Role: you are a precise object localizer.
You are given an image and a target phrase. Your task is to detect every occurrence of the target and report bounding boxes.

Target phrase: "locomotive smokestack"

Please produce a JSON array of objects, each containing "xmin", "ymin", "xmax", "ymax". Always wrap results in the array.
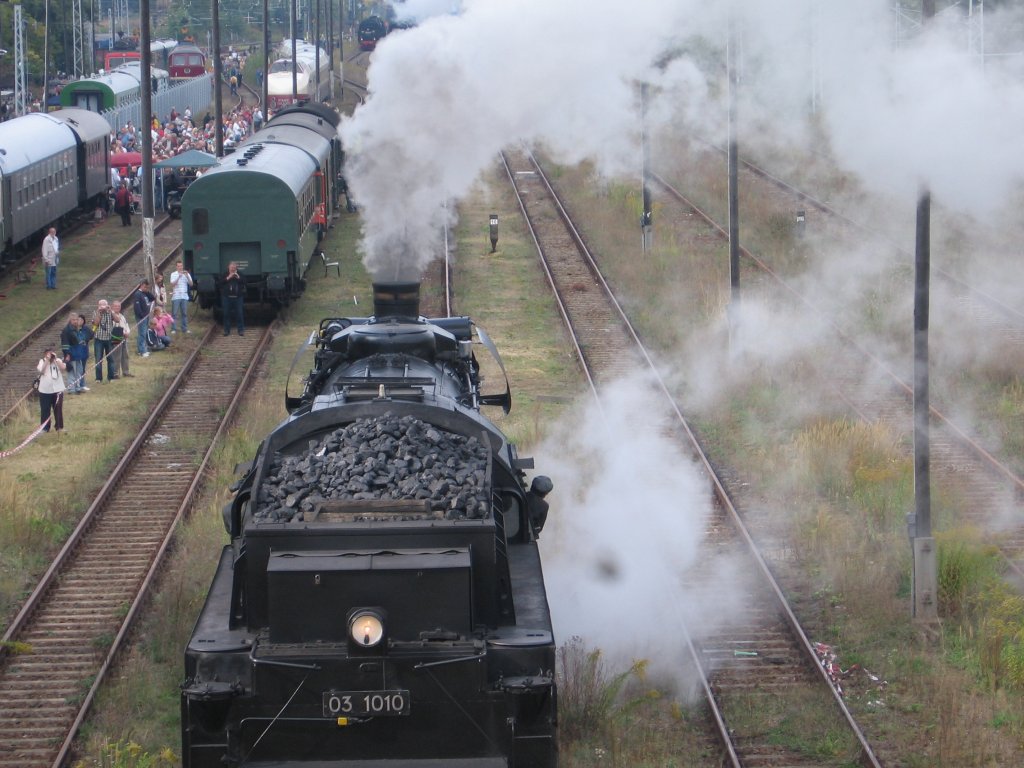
[{"xmin": 372, "ymin": 281, "xmax": 421, "ymax": 319}]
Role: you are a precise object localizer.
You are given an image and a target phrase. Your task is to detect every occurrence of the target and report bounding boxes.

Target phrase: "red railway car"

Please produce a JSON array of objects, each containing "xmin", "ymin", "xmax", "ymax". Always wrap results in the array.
[{"xmin": 168, "ymin": 43, "xmax": 207, "ymax": 82}]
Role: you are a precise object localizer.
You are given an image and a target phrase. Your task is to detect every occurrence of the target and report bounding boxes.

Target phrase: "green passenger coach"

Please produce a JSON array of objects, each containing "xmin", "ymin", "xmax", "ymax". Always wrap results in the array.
[
  {"xmin": 182, "ymin": 143, "xmax": 326, "ymax": 308},
  {"xmin": 59, "ymin": 64, "xmax": 170, "ymax": 112},
  {"xmin": 181, "ymin": 102, "xmax": 341, "ymax": 310}
]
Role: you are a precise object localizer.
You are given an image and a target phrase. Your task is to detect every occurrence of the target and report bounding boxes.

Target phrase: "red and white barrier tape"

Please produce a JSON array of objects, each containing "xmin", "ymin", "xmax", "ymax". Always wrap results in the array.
[{"xmin": 0, "ymin": 418, "xmax": 50, "ymax": 459}]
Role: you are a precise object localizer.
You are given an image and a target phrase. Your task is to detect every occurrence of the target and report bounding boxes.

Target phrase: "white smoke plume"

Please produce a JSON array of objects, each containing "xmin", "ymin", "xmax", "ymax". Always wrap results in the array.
[
  {"xmin": 339, "ymin": 0, "xmax": 701, "ymax": 279},
  {"xmin": 341, "ymin": 0, "xmax": 1024, "ymax": 280},
  {"xmin": 338, "ymin": 0, "xmax": 1024, "ymax": 666},
  {"xmin": 534, "ymin": 374, "xmax": 749, "ymax": 689}
]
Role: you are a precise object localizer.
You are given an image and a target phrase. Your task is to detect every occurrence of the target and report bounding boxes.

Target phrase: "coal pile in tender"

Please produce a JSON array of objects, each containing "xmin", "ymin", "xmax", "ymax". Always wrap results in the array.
[{"xmin": 255, "ymin": 413, "xmax": 491, "ymax": 522}]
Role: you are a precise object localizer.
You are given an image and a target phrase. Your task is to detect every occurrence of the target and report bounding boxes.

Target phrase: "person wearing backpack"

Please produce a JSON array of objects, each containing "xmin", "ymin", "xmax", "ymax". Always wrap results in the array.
[
  {"xmin": 60, "ymin": 312, "xmax": 89, "ymax": 393},
  {"xmin": 72, "ymin": 314, "xmax": 94, "ymax": 391}
]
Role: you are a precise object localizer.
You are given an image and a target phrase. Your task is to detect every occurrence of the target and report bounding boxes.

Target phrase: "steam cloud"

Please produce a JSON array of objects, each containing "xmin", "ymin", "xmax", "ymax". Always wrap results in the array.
[
  {"xmin": 339, "ymin": 0, "xmax": 1024, "ymax": 668},
  {"xmin": 341, "ymin": 0, "xmax": 1024, "ymax": 278},
  {"xmin": 534, "ymin": 374, "xmax": 748, "ymax": 689}
]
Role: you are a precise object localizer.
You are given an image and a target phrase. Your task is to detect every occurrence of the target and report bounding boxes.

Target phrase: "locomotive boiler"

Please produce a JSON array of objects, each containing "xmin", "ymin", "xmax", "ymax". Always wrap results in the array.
[{"xmin": 182, "ymin": 281, "xmax": 558, "ymax": 767}]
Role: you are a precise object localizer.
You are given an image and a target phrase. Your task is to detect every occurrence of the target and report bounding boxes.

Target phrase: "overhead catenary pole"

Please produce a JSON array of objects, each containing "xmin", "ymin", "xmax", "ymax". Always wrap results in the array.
[
  {"xmin": 327, "ymin": 0, "xmax": 333, "ymax": 98},
  {"xmin": 90, "ymin": 0, "xmax": 97, "ymax": 74},
  {"xmin": 640, "ymin": 81, "xmax": 653, "ymax": 253},
  {"xmin": 291, "ymin": 0, "xmax": 298, "ymax": 103},
  {"xmin": 72, "ymin": 0, "xmax": 84, "ymax": 78},
  {"xmin": 910, "ymin": 0, "xmax": 938, "ymax": 623},
  {"xmin": 315, "ymin": 0, "xmax": 321, "ymax": 98},
  {"xmin": 262, "ymin": 0, "xmax": 270, "ymax": 110},
  {"xmin": 212, "ymin": 0, "xmax": 223, "ymax": 157},
  {"xmin": 140, "ymin": 0, "xmax": 155, "ymax": 285},
  {"xmin": 13, "ymin": 4, "xmax": 26, "ymax": 116},
  {"xmin": 42, "ymin": 0, "xmax": 48, "ymax": 112},
  {"xmin": 337, "ymin": 0, "xmax": 344, "ymax": 92},
  {"xmin": 727, "ymin": 20, "xmax": 741, "ymax": 355}
]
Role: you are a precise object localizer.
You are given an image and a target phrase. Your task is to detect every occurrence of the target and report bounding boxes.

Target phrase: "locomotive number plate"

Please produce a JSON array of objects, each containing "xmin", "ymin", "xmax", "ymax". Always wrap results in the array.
[{"xmin": 322, "ymin": 690, "xmax": 410, "ymax": 717}]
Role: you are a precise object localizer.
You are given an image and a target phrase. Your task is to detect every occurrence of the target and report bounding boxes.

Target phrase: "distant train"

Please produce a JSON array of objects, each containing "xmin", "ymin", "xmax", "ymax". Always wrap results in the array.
[
  {"xmin": 266, "ymin": 39, "xmax": 332, "ymax": 110},
  {"xmin": 181, "ymin": 101, "xmax": 345, "ymax": 309},
  {"xmin": 0, "ymin": 108, "xmax": 110, "ymax": 261},
  {"xmin": 182, "ymin": 280, "xmax": 558, "ymax": 768},
  {"xmin": 58, "ymin": 63, "xmax": 170, "ymax": 113},
  {"xmin": 167, "ymin": 43, "xmax": 208, "ymax": 82},
  {"xmin": 102, "ymin": 39, "xmax": 178, "ymax": 71},
  {"xmin": 358, "ymin": 16, "xmax": 388, "ymax": 51}
]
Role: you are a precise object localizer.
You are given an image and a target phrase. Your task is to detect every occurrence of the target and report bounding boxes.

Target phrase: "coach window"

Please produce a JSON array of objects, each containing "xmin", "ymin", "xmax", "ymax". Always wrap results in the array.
[{"xmin": 193, "ymin": 209, "xmax": 209, "ymax": 235}]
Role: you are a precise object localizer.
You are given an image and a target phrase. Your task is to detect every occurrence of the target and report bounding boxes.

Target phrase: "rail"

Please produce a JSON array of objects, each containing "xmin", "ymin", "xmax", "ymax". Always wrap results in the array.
[{"xmin": 502, "ymin": 148, "xmax": 883, "ymax": 767}]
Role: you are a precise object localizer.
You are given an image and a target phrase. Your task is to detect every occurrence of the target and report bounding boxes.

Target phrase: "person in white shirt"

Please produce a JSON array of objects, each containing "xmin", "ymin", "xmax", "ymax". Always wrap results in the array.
[
  {"xmin": 41, "ymin": 227, "xmax": 59, "ymax": 289},
  {"xmin": 36, "ymin": 349, "xmax": 67, "ymax": 433},
  {"xmin": 169, "ymin": 259, "xmax": 193, "ymax": 333}
]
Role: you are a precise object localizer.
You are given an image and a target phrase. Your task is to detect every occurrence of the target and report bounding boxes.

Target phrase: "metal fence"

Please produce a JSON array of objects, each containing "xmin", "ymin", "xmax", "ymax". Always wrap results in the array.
[{"xmin": 100, "ymin": 74, "xmax": 213, "ymax": 133}]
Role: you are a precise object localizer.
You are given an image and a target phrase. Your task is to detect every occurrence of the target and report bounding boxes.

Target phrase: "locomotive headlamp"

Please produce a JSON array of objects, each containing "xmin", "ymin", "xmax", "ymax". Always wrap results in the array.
[{"xmin": 348, "ymin": 609, "xmax": 385, "ymax": 648}]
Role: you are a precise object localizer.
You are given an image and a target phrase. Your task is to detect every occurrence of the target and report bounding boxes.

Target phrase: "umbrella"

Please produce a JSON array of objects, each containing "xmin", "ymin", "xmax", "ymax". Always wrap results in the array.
[{"xmin": 110, "ymin": 151, "xmax": 143, "ymax": 168}]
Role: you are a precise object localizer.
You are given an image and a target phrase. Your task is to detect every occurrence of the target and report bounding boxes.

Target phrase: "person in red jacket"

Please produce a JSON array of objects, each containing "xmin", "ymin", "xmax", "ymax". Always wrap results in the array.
[{"xmin": 115, "ymin": 181, "xmax": 132, "ymax": 226}]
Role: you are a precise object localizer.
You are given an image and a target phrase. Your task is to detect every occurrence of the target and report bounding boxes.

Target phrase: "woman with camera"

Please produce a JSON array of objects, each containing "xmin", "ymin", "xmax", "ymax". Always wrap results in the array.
[{"xmin": 36, "ymin": 349, "xmax": 67, "ymax": 433}]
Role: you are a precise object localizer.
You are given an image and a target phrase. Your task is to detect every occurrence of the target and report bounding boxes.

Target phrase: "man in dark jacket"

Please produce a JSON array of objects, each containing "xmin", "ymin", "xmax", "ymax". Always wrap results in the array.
[
  {"xmin": 131, "ymin": 280, "xmax": 156, "ymax": 357},
  {"xmin": 60, "ymin": 312, "xmax": 85, "ymax": 393},
  {"xmin": 221, "ymin": 261, "xmax": 245, "ymax": 336},
  {"xmin": 72, "ymin": 314, "xmax": 94, "ymax": 391}
]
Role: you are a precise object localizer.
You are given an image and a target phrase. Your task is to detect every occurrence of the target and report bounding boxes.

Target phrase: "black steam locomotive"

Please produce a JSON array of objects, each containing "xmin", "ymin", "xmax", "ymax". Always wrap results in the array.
[{"xmin": 182, "ymin": 282, "xmax": 558, "ymax": 767}]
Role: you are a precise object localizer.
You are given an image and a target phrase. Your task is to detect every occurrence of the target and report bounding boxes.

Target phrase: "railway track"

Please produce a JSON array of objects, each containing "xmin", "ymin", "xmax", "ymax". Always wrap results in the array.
[
  {"xmin": 735, "ymin": 152, "xmax": 1024, "ymax": 335},
  {"xmin": 0, "ymin": 324, "xmax": 273, "ymax": 768},
  {"xmin": 0, "ymin": 220, "xmax": 181, "ymax": 425},
  {"xmin": 649, "ymin": 171, "xmax": 1024, "ymax": 581},
  {"xmin": 501, "ymin": 149, "xmax": 882, "ymax": 766}
]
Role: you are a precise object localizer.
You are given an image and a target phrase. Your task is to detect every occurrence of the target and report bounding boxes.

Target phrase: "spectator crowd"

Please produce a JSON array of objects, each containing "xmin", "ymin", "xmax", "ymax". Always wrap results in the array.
[
  {"xmin": 35, "ymin": 263, "xmax": 195, "ymax": 435},
  {"xmin": 108, "ymin": 102, "xmax": 267, "ymax": 210},
  {"xmin": 109, "ymin": 99, "xmax": 266, "ymax": 166}
]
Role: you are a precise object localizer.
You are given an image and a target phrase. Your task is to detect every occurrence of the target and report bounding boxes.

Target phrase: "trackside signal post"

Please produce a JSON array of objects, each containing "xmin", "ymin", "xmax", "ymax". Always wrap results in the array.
[{"xmin": 141, "ymin": 0, "xmax": 156, "ymax": 286}]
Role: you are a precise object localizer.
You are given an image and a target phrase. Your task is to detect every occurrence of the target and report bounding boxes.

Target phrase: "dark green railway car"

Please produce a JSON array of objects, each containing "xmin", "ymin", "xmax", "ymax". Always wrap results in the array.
[
  {"xmin": 182, "ymin": 141, "xmax": 328, "ymax": 308},
  {"xmin": 58, "ymin": 64, "xmax": 170, "ymax": 112},
  {"xmin": 181, "ymin": 101, "xmax": 340, "ymax": 310}
]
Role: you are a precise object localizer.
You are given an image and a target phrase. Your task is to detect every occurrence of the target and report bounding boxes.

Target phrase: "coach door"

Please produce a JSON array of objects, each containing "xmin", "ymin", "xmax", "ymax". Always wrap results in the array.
[{"xmin": 71, "ymin": 90, "xmax": 102, "ymax": 112}]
